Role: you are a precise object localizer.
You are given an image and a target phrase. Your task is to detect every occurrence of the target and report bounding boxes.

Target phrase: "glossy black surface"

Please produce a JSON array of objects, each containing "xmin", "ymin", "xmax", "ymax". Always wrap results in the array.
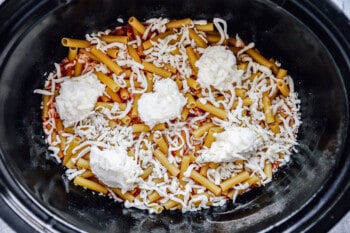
[{"xmin": 0, "ymin": 0, "xmax": 349, "ymax": 232}]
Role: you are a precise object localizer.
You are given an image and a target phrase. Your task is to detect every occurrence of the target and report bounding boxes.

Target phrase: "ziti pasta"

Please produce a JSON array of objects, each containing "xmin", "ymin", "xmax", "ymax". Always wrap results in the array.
[{"xmin": 34, "ymin": 17, "xmax": 301, "ymax": 214}]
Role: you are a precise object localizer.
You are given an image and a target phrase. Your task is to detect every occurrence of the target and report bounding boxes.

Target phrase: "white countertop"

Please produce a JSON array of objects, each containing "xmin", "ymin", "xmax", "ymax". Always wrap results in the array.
[{"xmin": 0, "ymin": 0, "xmax": 349, "ymax": 232}]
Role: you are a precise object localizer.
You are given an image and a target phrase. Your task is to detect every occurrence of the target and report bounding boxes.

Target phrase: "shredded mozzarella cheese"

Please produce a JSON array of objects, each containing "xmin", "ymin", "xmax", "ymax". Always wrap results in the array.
[{"xmin": 35, "ymin": 17, "xmax": 301, "ymax": 214}]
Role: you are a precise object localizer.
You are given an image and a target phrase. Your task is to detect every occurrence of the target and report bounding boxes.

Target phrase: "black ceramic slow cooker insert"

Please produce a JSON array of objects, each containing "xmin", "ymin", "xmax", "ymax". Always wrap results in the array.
[{"xmin": 0, "ymin": 0, "xmax": 349, "ymax": 232}]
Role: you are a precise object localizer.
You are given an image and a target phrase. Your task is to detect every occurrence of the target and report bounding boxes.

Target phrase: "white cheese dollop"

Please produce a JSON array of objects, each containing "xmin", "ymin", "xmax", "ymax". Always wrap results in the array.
[
  {"xmin": 55, "ymin": 73, "xmax": 105, "ymax": 127},
  {"xmin": 138, "ymin": 78, "xmax": 186, "ymax": 128},
  {"xmin": 90, "ymin": 146, "xmax": 143, "ymax": 193},
  {"xmin": 195, "ymin": 46, "xmax": 243, "ymax": 91},
  {"xmin": 198, "ymin": 126, "xmax": 262, "ymax": 163}
]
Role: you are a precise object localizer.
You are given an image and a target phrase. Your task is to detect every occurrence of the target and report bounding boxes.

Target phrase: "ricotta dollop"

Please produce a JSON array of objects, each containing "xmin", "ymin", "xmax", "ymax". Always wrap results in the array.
[
  {"xmin": 55, "ymin": 73, "xmax": 105, "ymax": 127},
  {"xmin": 138, "ymin": 78, "xmax": 186, "ymax": 128},
  {"xmin": 198, "ymin": 126, "xmax": 262, "ymax": 163},
  {"xmin": 89, "ymin": 146, "xmax": 143, "ymax": 193},
  {"xmin": 195, "ymin": 46, "xmax": 242, "ymax": 91}
]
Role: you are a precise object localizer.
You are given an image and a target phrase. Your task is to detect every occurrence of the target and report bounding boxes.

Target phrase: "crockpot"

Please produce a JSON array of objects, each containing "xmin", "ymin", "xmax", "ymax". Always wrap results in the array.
[{"xmin": 0, "ymin": 0, "xmax": 349, "ymax": 232}]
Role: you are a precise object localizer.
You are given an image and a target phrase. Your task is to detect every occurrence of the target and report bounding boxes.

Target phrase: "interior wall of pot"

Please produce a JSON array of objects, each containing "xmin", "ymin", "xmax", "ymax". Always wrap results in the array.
[{"xmin": 0, "ymin": 0, "xmax": 348, "ymax": 232}]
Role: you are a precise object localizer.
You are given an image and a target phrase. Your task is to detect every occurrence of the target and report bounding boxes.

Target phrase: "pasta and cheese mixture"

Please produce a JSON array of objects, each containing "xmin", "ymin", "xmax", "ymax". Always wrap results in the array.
[{"xmin": 35, "ymin": 17, "xmax": 301, "ymax": 213}]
